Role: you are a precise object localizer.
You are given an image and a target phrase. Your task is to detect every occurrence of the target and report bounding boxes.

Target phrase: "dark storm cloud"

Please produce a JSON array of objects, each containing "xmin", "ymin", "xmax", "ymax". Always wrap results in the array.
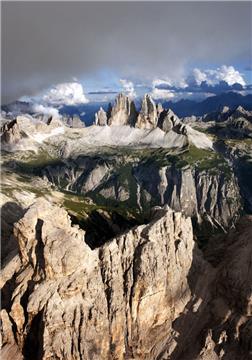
[{"xmin": 2, "ymin": 1, "xmax": 251, "ymax": 103}]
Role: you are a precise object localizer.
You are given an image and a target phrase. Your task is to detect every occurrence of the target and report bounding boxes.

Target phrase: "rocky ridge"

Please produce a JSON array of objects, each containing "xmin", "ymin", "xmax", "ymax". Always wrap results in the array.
[
  {"xmin": 107, "ymin": 93, "xmax": 137, "ymax": 127},
  {"xmin": 135, "ymin": 94, "xmax": 158, "ymax": 129},
  {"xmin": 39, "ymin": 150, "xmax": 240, "ymax": 234},
  {"xmin": 1, "ymin": 119, "xmax": 22, "ymax": 145},
  {"xmin": 95, "ymin": 107, "xmax": 108, "ymax": 126},
  {"xmin": 1, "ymin": 199, "xmax": 252, "ymax": 359}
]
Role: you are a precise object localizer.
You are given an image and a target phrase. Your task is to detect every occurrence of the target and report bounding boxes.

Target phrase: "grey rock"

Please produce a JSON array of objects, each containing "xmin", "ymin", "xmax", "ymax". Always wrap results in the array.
[
  {"xmin": 135, "ymin": 94, "xmax": 158, "ymax": 129},
  {"xmin": 61, "ymin": 114, "xmax": 85, "ymax": 128},
  {"xmin": 0, "ymin": 198, "xmax": 194, "ymax": 359},
  {"xmin": 108, "ymin": 93, "xmax": 137, "ymax": 126},
  {"xmin": 95, "ymin": 107, "xmax": 107, "ymax": 126},
  {"xmin": 1, "ymin": 200, "xmax": 252, "ymax": 359},
  {"xmin": 157, "ymin": 108, "xmax": 180, "ymax": 132},
  {"xmin": 1, "ymin": 120, "xmax": 22, "ymax": 145}
]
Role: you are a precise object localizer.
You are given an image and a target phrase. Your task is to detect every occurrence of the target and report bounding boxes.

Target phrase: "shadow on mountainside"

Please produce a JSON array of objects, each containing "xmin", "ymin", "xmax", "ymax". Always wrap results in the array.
[
  {"xmin": 158, "ymin": 217, "xmax": 252, "ymax": 360},
  {"xmin": 69, "ymin": 209, "xmax": 144, "ymax": 249},
  {"xmin": 1, "ymin": 201, "xmax": 25, "ymax": 265}
]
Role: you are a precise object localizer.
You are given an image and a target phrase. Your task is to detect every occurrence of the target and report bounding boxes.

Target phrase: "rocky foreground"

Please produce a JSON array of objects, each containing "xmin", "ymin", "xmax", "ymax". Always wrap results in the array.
[{"xmin": 1, "ymin": 199, "xmax": 252, "ymax": 360}]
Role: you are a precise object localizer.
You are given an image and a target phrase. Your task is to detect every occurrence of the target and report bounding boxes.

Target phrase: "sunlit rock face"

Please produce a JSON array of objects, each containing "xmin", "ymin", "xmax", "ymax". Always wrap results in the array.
[
  {"xmin": 1, "ymin": 119, "xmax": 22, "ymax": 145},
  {"xmin": 135, "ymin": 94, "xmax": 158, "ymax": 129},
  {"xmin": 1, "ymin": 199, "xmax": 251, "ymax": 359},
  {"xmin": 0, "ymin": 199, "xmax": 195, "ymax": 359},
  {"xmin": 157, "ymin": 108, "xmax": 180, "ymax": 132},
  {"xmin": 95, "ymin": 107, "xmax": 107, "ymax": 126},
  {"xmin": 107, "ymin": 93, "xmax": 137, "ymax": 126}
]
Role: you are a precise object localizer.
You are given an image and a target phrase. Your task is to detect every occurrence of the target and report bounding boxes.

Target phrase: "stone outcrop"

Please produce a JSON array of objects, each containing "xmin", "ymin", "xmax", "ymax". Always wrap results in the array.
[
  {"xmin": 41, "ymin": 156, "xmax": 111, "ymax": 193},
  {"xmin": 133, "ymin": 162, "xmax": 241, "ymax": 232},
  {"xmin": 61, "ymin": 114, "xmax": 85, "ymax": 128},
  {"xmin": 95, "ymin": 107, "xmax": 107, "ymax": 126},
  {"xmin": 1, "ymin": 119, "xmax": 22, "ymax": 145},
  {"xmin": 135, "ymin": 94, "xmax": 158, "ymax": 129},
  {"xmin": 40, "ymin": 153, "xmax": 241, "ymax": 232},
  {"xmin": 1, "ymin": 198, "xmax": 195, "ymax": 359},
  {"xmin": 1, "ymin": 200, "xmax": 252, "ymax": 359},
  {"xmin": 202, "ymin": 105, "xmax": 252, "ymax": 123},
  {"xmin": 228, "ymin": 105, "xmax": 252, "ymax": 122},
  {"xmin": 107, "ymin": 93, "xmax": 137, "ymax": 126},
  {"xmin": 157, "ymin": 108, "xmax": 180, "ymax": 132}
]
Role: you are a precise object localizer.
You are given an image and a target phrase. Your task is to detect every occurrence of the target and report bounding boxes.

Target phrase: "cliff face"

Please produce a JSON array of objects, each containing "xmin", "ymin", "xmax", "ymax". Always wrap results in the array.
[
  {"xmin": 1, "ymin": 200, "xmax": 251, "ymax": 360},
  {"xmin": 135, "ymin": 94, "xmax": 158, "ymax": 129},
  {"xmin": 157, "ymin": 108, "xmax": 180, "ymax": 132},
  {"xmin": 1, "ymin": 199, "xmax": 194, "ymax": 360},
  {"xmin": 40, "ymin": 151, "xmax": 241, "ymax": 232},
  {"xmin": 1, "ymin": 119, "xmax": 22, "ymax": 144},
  {"xmin": 107, "ymin": 93, "xmax": 137, "ymax": 126},
  {"xmin": 134, "ymin": 163, "xmax": 241, "ymax": 230},
  {"xmin": 95, "ymin": 107, "xmax": 107, "ymax": 126}
]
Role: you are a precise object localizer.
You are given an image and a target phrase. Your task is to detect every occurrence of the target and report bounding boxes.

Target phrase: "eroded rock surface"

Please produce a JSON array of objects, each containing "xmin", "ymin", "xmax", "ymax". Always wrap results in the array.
[
  {"xmin": 1, "ymin": 200, "xmax": 252, "ymax": 359},
  {"xmin": 157, "ymin": 108, "xmax": 180, "ymax": 132},
  {"xmin": 42, "ymin": 153, "xmax": 240, "ymax": 233},
  {"xmin": 135, "ymin": 94, "xmax": 158, "ymax": 129},
  {"xmin": 95, "ymin": 107, "xmax": 108, "ymax": 126},
  {"xmin": 1, "ymin": 120, "xmax": 22, "ymax": 145},
  {"xmin": 1, "ymin": 199, "xmax": 252, "ymax": 360},
  {"xmin": 1, "ymin": 199, "xmax": 194, "ymax": 359},
  {"xmin": 108, "ymin": 93, "xmax": 137, "ymax": 126}
]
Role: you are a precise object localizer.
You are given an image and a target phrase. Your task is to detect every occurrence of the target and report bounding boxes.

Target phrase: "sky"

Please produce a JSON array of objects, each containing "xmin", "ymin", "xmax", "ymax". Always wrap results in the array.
[{"xmin": 2, "ymin": 1, "xmax": 252, "ymax": 106}]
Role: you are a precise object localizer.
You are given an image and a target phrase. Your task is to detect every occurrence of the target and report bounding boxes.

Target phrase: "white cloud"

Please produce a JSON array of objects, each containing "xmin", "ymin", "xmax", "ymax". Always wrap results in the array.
[
  {"xmin": 192, "ymin": 65, "xmax": 246, "ymax": 86},
  {"xmin": 43, "ymin": 82, "xmax": 89, "ymax": 105},
  {"xmin": 192, "ymin": 69, "xmax": 208, "ymax": 86},
  {"xmin": 152, "ymin": 79, "xmax": 172, "ymax": 88},
  {"xmin": 150, "ymin": 87, "xmax": 175, "ymax": 100},
  {"xmin": 152, "ymin": 77, "xmax": 188, "ymax": 90},
  {"xmin": 32, "ymin": 104, "xmax": 59, "ymax": 117},
  {"xmin": 119, "ymin": 79, "xmax": 136, "ymax": 98},
  {"xmin": 150, "ymin": 79, "xmax": 175, "ymax": 100}
]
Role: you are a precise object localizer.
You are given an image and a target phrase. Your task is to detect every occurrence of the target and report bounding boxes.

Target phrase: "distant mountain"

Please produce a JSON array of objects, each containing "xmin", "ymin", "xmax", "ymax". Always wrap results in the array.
[
  {"xmin": 59, "ymin": 102, "xmax": 111, "ymax": 126},
  {"xmin": 1, "ymin": 101, "xmax": 110, "ymax": 126},
  {"xmin": 1, "ymin": 100, "xmax": 32, "ymax": 115},
  {"xmin": 163, "ymin": 92, "xmax": 252, "ymax": 117},
  {"xmin": 2, "ymin": 92, "xmax": 252, "ymax": 125}
]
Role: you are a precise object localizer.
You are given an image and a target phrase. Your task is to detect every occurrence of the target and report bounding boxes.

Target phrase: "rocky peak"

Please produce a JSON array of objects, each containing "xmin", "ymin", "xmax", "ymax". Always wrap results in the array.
[
  {"xmin": 135, "ymin": 94, "xmax": 158, "ymax": 129},
  {"xmin": 1, "ymin": 201, "xmax": 252, "ymax": 359},
  {"xmin": 221, "ymin": 105, "xmax": 230, "ymax": 113},
  {"xmin": 33, "ymin": 113, "xmax": 52, "ymax": 123},
  {"xmin": 107, "ymin": 93, "xmax": 137, "ymax": 126},
  {"xmin": 95, "ymin": 107, "xmax": 107, "ymax": 126},
  {"xmin": 14, "ymin": 198, "xmax": 94, "ymax": 278},
  {"xmin": 47, "ymin": 116, "xmax": 64, "ymax": 128},
  {"xmin": 236, "ymin": 105, "xmax": 245, "ymax": 113},
  {"xmin": 1, "ymin": 119, "xmax": 21, "ymax": 144},
  {"xmin": 230, "ymin": 105, "xmax": 252, "ymax": 121},
  {"xmin": 157, "ymin": 108, "xmax": 180, "ymax": 132},
  {"xmin": 1, "ymin": 198, "xmax": 195, "ymax": 359},
  {"xmin": 62, "ymin": 114, "xmax": 85, "ymax": 128}
]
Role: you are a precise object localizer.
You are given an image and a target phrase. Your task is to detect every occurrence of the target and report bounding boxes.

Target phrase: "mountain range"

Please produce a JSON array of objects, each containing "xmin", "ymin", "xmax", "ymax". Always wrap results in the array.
[
  {"xmin": 1, "ymin": 91, "xmax": 252, "ymax": 359},
  {"xmin": 2, "ymin": 92, "xmax": 252, "ymax": 126}
]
